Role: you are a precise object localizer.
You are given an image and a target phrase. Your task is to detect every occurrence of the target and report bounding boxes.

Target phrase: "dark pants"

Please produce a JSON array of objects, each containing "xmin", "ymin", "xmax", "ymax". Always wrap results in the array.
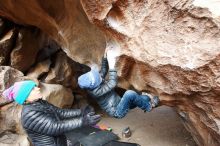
[{"xmin": 114, "ymin": 90, "xmax": 152, "ymax": 118}]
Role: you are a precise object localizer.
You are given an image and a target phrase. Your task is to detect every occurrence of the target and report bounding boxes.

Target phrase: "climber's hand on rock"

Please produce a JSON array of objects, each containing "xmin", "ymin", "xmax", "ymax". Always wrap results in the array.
[
  {"xmin": 107, "ymin": 50, "xmax": 120, "ymax": 69},
  {"xmin": 106, "ymin": 42, "xmax": 121, "ymax": 69},
  {"xmin": 104, "ymin": 48, "xmax": 107, "ymax": 58}
]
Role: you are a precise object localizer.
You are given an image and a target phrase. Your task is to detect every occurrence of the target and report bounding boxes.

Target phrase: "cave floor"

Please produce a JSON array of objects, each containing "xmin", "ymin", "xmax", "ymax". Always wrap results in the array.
[{"xmin": 99, "ymin": 106, "xmax": 197, "ymax": 146}]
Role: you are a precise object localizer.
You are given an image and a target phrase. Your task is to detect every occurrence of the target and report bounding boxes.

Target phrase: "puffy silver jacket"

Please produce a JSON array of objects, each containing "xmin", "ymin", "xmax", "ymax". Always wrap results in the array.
[
  {"xmin": 21, "ymin": 99, "xmax": 83, "ymax": 146},
  {"xmin": 88, "ymin": 58, "xmax": 121, "ymax": 117}
]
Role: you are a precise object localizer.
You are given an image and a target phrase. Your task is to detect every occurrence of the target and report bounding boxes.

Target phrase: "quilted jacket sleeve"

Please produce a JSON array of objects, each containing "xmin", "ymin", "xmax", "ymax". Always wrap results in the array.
[
  {"xmin": 91, "ymin": 69, "xmax": 117, "ymax": 97},
  {"xmin": 21, "ymin": 108, "xmax": 83, "ymax": 136},
  {"xmin": 100, "ymin": 57, "xmax": 109, "ymax": 79},
  {"xmin": 46, "ymin": 102, "xmax": 82, "ymax": 119}
]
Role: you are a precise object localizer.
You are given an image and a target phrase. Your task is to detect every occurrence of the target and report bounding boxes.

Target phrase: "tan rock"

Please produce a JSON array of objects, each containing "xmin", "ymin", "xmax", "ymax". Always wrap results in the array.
[
  {"xmin": 40, "ymin": 82, "xmax": 74, "ymax": 108},
  {"xmin": 0, "ymin": 133, "xmax": 30, "ymax": 146},
  {"xmin": 83, "ymin": 1, "xmax": 220, "ymax": 145},
  {"xmin": 0, "ymin": 66, "xmax": 24, "ymax": 95},
  {"xmin": 10, "ymin": 27, "xmax": 45, "ymax": 72},
  {"xmin": 0, "ymin": 29, "xmax": 17, "ymax": 65},
  {"xmin": 0, "ymin": 0, "xmax": 106, "ymax": 65},
  {"xmin": 44, "ymin": 51, "xmax": 89, "ymax": 90},
  {"xmin": 0, "ymin": 103, "xmax": 24, "ymax": 134},
  {"xmin": 35, "ymin": 40, "xmax": 60, "ymax": 62},
  {"xmin": 0, "ymin": 66, "xmax": 25, "ymax": 135},
  {"xmin": 26, "ymin": 59, "xmax": 51, "ymax": 79}
]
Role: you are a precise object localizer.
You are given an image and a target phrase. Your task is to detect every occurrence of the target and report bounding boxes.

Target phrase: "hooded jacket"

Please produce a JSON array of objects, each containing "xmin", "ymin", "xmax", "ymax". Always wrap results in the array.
[{"xmin": 88, "ymin": 58, "xmax": 121, "ymax": 117}]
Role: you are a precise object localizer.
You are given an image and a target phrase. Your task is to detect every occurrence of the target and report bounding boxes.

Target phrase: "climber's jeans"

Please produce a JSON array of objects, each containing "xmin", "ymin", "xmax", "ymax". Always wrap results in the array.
[{"xmin": 114, "ymin": 90, "xmax": 152, "ymax": 118}]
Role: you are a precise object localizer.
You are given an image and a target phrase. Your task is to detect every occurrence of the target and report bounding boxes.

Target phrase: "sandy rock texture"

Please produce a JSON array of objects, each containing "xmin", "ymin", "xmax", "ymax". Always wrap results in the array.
[
  {"xmin": 0, "ymin": 133, "xmax": 30, "ymax": 146},
  {"xmin": 0, "ymin": 0, "xmax": 219, "ymax": 145}
]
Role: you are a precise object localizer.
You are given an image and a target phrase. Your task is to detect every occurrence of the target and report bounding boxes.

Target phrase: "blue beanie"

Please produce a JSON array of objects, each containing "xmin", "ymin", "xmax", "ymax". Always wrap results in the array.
[
  {"xmin": 3, "ymin": 80, "xmax": 36, "ymax": 105},
  {"xmin": 78, "ymin": 69, "xmax": 102, "ymax": 90}
]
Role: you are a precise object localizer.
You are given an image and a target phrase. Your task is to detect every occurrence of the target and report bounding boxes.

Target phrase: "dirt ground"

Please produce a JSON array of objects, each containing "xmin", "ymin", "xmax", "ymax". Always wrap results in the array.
[{"xmin": 99, "ymin": 106, "xmax": 197, "ymax": 146}]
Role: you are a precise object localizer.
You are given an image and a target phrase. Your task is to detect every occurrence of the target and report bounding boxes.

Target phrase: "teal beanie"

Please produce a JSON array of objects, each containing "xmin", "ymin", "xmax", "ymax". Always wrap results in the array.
[{"xmin": 3, "ymin": 80, "xmax": 36, "ymax": 105}]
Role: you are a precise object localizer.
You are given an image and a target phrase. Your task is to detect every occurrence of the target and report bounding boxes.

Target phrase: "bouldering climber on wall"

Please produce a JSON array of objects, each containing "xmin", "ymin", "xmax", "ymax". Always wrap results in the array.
[
  {"xmin": 78, "ymin": 42, "xmax": 160, "ymax": 118},
  {"xmin": 2, "ymin": 80, "xmax": 101, "ymax": 146}
]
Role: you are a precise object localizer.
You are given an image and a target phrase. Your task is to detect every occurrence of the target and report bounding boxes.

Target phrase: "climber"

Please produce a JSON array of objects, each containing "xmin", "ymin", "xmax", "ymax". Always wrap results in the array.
[
  {"xmin": 78, "ymin": 43, "xmax": 160, "ymax": 118},
  {"xmin": 2, "ymin": 80, "xmax": 101, "ymax": 146}
]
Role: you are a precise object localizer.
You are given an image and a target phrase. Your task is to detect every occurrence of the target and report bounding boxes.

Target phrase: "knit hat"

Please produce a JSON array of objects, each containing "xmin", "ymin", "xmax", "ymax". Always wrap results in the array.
[
  {"xmin": 2, "ymin": 80, "xmax": 36, "ymax": 105},
  {"xmin": 78, "ymin": 69, "xmax": 102, "ymax": 90}
]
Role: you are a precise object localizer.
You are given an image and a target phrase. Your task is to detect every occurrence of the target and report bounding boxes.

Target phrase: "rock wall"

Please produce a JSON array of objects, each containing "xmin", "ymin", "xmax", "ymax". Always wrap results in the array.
[{"xmin": 0, "ymin": 0, "xmax": 220, "ymax": 146}]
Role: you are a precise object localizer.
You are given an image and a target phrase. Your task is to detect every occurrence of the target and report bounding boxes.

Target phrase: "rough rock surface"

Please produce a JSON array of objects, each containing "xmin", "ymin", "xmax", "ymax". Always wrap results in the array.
[
  {"xmin": 0, "ymin": 29, "xmax": 17, "ymax": 65},
  {"xmin": 43, "ymin": 51, "xmax": 90, "ymax": 90},
  {"xmin": 10, "ymin": 27, "xmax": 46, "ymax": 72},
  {"xmin": 0, "ymin": 66, "xmax": 24, "ymax": 95},
  {"xmin": 0, "ymin": 66, "xmax": 26, "ymax": 145},
  {"xmin": 0, "ymin": 0, "xmax": 220, "ymax": 146},
  {"xmin": 40, "ymin": 82, "xmax": 74, "ymax": 108},
  {"xmin": 0, "ymin": 133, "xmax": 30, "ymax": 146},
  {"xmin": 26, "ymin": 59, "xmax": 51, "ymax": 79},
  {"xmin": 0, "ymin": 0, "xmax": 106, "ymax": 64}
]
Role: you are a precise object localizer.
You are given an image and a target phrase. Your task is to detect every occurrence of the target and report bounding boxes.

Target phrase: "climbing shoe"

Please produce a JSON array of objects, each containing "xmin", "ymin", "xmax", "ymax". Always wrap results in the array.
[{"xmin": 151, "ymin": 96, "xmax": 160, "ymax": 108}]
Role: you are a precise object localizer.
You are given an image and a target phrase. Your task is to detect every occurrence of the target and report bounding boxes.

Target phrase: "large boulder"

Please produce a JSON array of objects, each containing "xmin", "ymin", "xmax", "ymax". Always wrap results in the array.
[
  {"xmin": 40, "ymin": 82, "xmax": 74, "ymax": 108},
  {"xmin": 35, "ymin": 40, "xmax": 60, "ymax": 63},
  {"xmin": 0, "ymin": 0, "xmax": 220, "ymax": 145},
  {"xmin": 0, "ymin": 66, "xmax": 25, "ymax": 139},
  {"xmin": 0, "ymin": 103, "xmax": 24, "ymax": 135}
]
